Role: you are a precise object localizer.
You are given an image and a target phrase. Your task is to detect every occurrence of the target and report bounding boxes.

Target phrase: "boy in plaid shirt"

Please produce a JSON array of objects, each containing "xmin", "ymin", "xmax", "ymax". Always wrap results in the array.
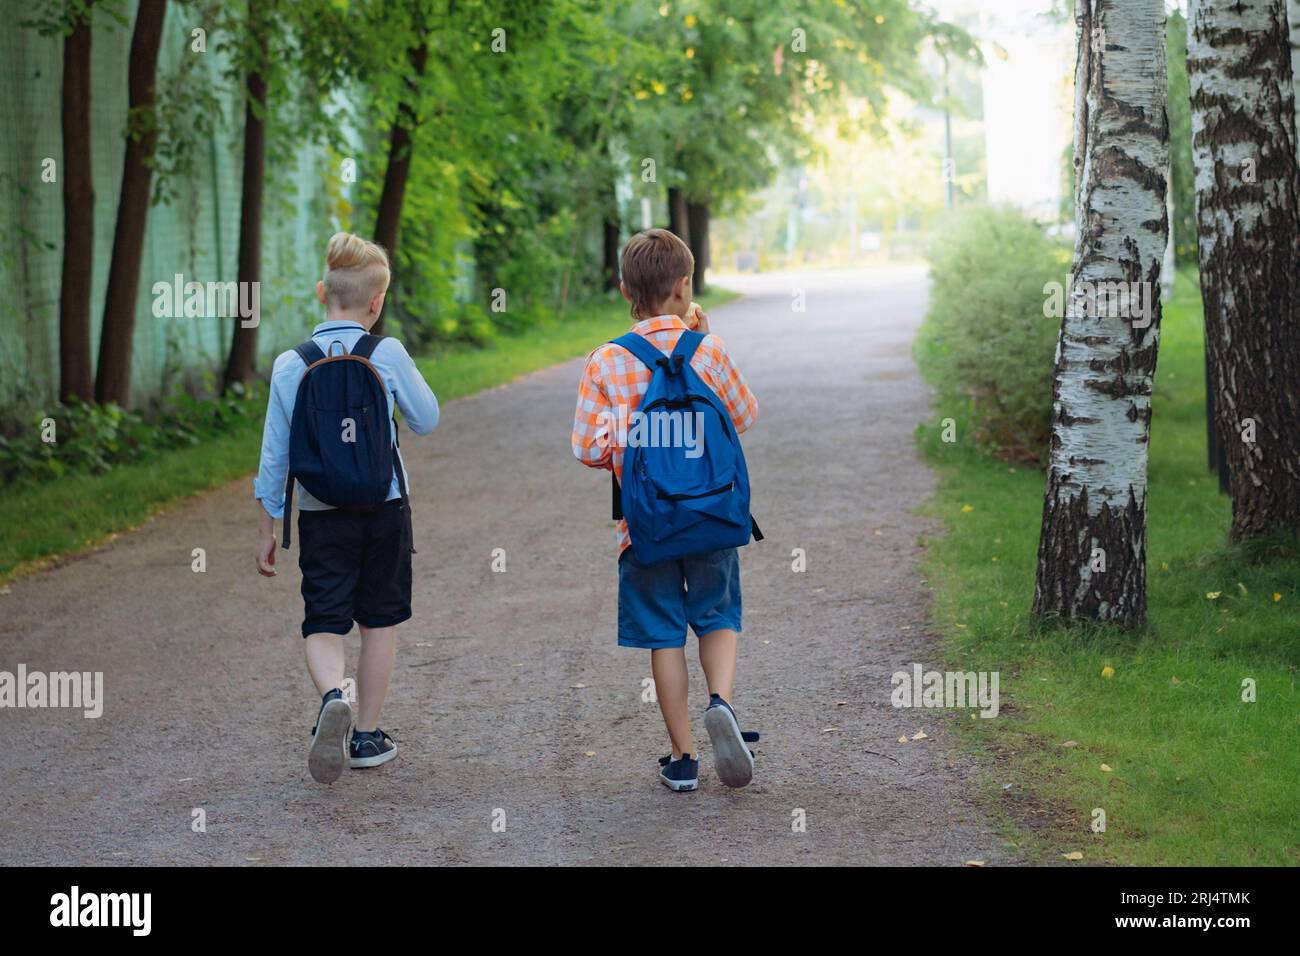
[{"xmin": 571, "ymin": 229, "xmax": 760, "ymax": 792}]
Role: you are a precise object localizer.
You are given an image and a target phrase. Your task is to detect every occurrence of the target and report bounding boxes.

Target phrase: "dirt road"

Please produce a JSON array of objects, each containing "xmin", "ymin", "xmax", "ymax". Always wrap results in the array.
[{"xmin": 0, "ymin": 266, "xmax": 1009, "ymax": 866}]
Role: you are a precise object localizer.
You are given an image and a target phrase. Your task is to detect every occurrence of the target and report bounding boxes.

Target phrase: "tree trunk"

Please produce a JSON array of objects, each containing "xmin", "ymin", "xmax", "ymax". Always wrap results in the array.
[
  {"xmin": 1288, "ymin": 0, "xmax": 1300, "ymax": 146},
  {"xmin": 371, "ymin": 38, "xmax": 429, "ymax": 336},
  {"xmin": 94, "ymin": 0, "xmax": 166, "ymax": 407},
  {"xmin": 1160, "ymin": 164, "xmax": 1175, "ymax": 301},
  {"xmin": 1033, "ymin": 0, "xmax": 1169, "ymax": 627},
  {"xmin": 686, "ymin": 200, "xmax": 709, "ymax": 295},
  {"xmin": 1187, "ymin": 0, "xmax": 1300, "ymax": 540},
  {"xmin": 222, "ymin": 18, "xmax": 269, "ymax": 392},
  {"xmin": 602, "ymin": 215, "xmax": 620, "ymax": 291},
  {"xmin": 667, "ymin": 186, "xmax": 690, "ymax": 247},
  {"xmin": 59, "ymin": 3, "xmax": 95, "ymax": 404}
]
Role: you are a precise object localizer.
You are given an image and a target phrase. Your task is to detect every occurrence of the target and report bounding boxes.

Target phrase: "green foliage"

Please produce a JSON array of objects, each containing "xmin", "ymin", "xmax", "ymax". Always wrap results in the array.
[
  {"xmin": 914, "ymin": 205, "xmax": 1068, "ymax": 464},
  {"xmin": 0, "ymin": 385, "xmax": 266, "ymax": 487}
]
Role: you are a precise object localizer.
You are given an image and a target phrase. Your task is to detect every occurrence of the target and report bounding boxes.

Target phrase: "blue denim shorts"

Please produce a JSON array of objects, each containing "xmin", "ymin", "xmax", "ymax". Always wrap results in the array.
[{"xmin": 617, "ymin": 547, "xmax": 743, "ymax": 650}]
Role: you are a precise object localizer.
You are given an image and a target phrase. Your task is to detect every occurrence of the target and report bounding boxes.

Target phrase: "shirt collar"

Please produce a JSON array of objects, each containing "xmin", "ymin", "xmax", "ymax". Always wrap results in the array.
[
  {"xmin": 313, "ymin": 319, "xmax": 366, "ymax": 335},
  {"xmin": 630, "ymin": 314, "xmax": 688, "ymax": 334}
]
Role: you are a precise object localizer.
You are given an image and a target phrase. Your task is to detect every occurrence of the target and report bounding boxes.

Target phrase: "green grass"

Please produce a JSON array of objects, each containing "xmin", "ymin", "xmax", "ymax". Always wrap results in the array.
[
  {"xmin": 0, "ymin": 288, "xmax": 738, "ymax": 582},
  {"xmin": 917, "ymin": 269, "xmax": 1300, "ymax": 866}
]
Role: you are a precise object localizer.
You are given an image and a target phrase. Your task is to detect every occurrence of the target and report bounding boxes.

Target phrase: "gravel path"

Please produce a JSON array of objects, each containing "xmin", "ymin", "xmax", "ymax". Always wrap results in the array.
[{"xmin": 0, "ymin": 266, "xmax": 1009, "ymax": 866}]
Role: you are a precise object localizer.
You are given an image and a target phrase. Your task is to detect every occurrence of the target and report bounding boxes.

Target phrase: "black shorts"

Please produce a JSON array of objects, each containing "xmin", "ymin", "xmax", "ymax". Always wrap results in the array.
[{"xmin": 297, "ymin": 499, "xmax": 413, "ymax": 637}]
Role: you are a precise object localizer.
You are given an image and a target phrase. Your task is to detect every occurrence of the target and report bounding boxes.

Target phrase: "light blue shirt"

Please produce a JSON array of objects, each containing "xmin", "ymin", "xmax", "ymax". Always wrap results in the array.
[{"xmin": 254, "ymin": 320, "xmax": 439, "ymax": 518}]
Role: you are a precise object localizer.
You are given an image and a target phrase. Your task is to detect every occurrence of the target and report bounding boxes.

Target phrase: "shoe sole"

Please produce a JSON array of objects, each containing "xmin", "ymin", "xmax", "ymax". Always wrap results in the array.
[
  {"xmin": 308, "ymin": 698, "xmax": 352, "ymax": 784},
  {"xmin": 659, "ymin": 772, "xmax": 698, "ymax": 792},
  {"xmin": 350, "ymin": 743, "xmax": 398, "ymax": 769},
  {"xmin": 705, "ymin": 704, "xmax": 753, "ymax": 789}
]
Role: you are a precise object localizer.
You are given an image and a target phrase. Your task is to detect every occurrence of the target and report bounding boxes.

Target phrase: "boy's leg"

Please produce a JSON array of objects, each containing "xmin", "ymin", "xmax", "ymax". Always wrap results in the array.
[
  {"xmin": 355, "ymin": 625, "xmax": 396, "ymax": 732},
  {"xmin": 698, "ymin": 628, "xmax": 738, "ymax": 701},
  {"xmin": 304, "ymin": 633, "xmax": 346, "ymax": 694},
  {"xmin": 651, "ymin": 647, "xmax": 695, "ymax": 759}
]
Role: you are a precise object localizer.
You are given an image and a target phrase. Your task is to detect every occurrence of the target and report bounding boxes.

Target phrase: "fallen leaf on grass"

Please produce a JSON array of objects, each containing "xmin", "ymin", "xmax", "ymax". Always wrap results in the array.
[
  {"xmin": 911, "ymin": 729, "xmax": 929, "ymax": 741},
  {"xmin": 583, "ymin": 751, "xmax": 596, "ymax": 758},
  {"xmin": 965, "ymin": 860, "xmax": 986, "ymax": 867},
  {"xmin": 1062, "ymin": 740, "xmax": 1079, "ymax": 748},
  {"xmin": 1062, "ymin": 851, "xmax": 1083, "ymax": 861},
  {"xmin": 1100, "ymin": 764, "xmax": 1113, "ymax": 773},
  {"xmin": 1101, "ymin": 666, "xmax": 1115, "ymax": 678},
  {"xmin": 897, "ymin": 736, "xmax": 909, "ymax": 744}
]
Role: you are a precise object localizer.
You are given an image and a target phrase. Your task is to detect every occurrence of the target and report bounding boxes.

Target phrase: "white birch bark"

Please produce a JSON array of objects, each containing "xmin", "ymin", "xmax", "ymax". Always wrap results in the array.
[
  {"xmin": 1187, "ymin": 0, "xmax": 1300, "ymax": 539},
  {"xmin": 1033, "ymin": 0, "xmax": 1169, "ymax": 625}
]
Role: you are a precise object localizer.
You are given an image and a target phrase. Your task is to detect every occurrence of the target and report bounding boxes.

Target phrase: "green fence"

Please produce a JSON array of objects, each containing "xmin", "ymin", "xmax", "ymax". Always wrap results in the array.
[{"xmin": 0, "ymin": 1, "xmax": 342, "ymax": 417}]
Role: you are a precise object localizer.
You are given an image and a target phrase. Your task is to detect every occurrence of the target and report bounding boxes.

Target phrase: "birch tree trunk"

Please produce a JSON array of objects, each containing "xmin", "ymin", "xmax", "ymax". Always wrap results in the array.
[
  {"xmin": 1187, "ymin": 0, "xmax": 1300, "ymax": 540},
  {"xmin": 1033, "ymin": 0, "xmax": 1169, "ymax": 626},
  {"xmin": 1288, "ymin": 0, "xmax": 1300, "ymax": 145}
]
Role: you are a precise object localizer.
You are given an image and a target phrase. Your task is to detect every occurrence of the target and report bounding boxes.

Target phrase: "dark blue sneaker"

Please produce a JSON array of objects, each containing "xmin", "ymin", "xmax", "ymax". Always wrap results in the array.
[
  {"xmin": 309, "ymin": 688, "xmax": 352, "ymax": 784},
  {"xmin": 658, "ymin": 753, "xmax": 699, "ymax": 792},
  {"xmin": 350, "ymin": 728, "xmax": 398, "ymax": 769},
  {"xmin": 704, "ymin": 694, "xmax": 759, "ymax": 789}
]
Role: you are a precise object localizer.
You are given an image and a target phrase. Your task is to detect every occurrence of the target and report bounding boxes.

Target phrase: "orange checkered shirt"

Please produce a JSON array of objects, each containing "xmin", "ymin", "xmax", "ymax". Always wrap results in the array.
[{"xmin": 571, "ymin": 314, "xmax": 758, "ymax": 554}]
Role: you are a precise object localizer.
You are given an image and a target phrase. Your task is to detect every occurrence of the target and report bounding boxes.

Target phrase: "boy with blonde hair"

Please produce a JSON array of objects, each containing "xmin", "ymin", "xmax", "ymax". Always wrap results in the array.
[
  {"xmin": 572, "ymin": 228, "xmax": 762, "ymax": 792},
  {"xmin": 254, "ymin": 232, "xmax": 439, "ymax": 784}
]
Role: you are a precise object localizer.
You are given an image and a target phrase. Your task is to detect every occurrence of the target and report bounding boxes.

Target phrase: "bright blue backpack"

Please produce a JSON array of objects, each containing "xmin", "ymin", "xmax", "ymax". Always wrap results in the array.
[
  {"xmin": 611, "ymin": 330, "xmax": 762, "ymax": 564},
  {"xmin": 280, "ymin": 332, "xmax": 406, "ymax": 548}
]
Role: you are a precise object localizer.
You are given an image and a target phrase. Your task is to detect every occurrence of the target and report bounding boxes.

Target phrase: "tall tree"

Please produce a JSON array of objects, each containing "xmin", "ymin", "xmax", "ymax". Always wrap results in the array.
[
  {"xmin": 59, "ymin": 0, "xmax": 96, "ymax": 403},
  {"xmin": 221, "ymin": 1, "xmax": 269, "ymax": 391},
  {"xmin": 1187, "ymin": 0, "xmax": 1300, "ymax": 540},
  {"xmin": 1033, "ymin": 0, "xmax": 1169, "ymax": 626},
  {"xmin": 1289, "ymin": 0, "xmax": 1300, "ymax": 143},
  {"xmin": 95, "ymin": 0, "xmax": 167, "ymax": 407},
  {"xmin": 371, "ymin": 22, "xmax": 430, "ymax": 337}
]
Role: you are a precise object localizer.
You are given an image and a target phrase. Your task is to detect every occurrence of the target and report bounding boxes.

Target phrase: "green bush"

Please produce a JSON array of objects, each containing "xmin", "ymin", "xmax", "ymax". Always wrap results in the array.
[
  {"xmin": 915, "ymin": 205, "xmax": 1069, "ymax": 464},
  {"xmin": 0, "ymin": 384, "xmax": 266, "ymax": 487}
]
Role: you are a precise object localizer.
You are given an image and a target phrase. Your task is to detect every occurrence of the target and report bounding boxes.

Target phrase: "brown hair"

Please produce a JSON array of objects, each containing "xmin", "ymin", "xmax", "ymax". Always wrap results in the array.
[
  {"xmin": 620, "ymin": 228, "xmax": 694, "ymax": 321},
  {"xmin": 322, "ymin": 232, "xmax": 391, "ymax": 310}
]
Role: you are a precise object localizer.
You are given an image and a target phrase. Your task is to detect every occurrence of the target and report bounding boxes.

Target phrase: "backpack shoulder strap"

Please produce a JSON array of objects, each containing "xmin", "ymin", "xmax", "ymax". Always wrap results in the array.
[
  {"xmin": 611, "ymin": 332, "xmax": 668, "ymax": 373},
  {"xmin": 350, "ymin": 333, "xmax": 385, "ymax": 361},
  {"xmin": 671, "ymin": 329, "xmax": 705, "ymax": 363},
  {"xmin": 293, "ymin": 340, "xmax": 326, "ymax": 368}
]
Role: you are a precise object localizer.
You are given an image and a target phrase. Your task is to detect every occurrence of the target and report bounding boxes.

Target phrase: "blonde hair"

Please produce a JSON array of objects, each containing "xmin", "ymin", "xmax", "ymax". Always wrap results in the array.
[
  {"xmin": 620, "ymin": 228, "xmax": 694, "ymax": 320},
  {"xmin": 322, "ymin": 232, "xmax": 391, "ymax": 311}
]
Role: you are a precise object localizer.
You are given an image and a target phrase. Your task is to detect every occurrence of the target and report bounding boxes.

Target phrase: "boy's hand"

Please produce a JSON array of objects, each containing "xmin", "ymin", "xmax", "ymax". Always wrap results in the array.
[
  {"xmin": 255, "ymin": 503, "xmax": 277, "ymax": 576},
  {"xmin": 256, "ymin": 530, "xmax": 277, "ymax": 576},
  {"xmin": 688, "ymin": 302, "xmax": 710, "ymax": 335}
]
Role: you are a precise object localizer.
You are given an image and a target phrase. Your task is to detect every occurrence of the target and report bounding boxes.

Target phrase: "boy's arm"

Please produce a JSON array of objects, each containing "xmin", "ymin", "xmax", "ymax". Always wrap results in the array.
[
  {"xmin": 572, "ymin": 351, "xmax": 614, "ymax": 469},
  {"xmin": 252, "ymin": 353, "xmax": 296, "ymax": 574},
  {"xmin": 700, "ymin": 334, "xmax": 758, "ymax": 434},
  {"xmin": 382, "ymin": 338, "xmax": 440, "ymax": 435}
]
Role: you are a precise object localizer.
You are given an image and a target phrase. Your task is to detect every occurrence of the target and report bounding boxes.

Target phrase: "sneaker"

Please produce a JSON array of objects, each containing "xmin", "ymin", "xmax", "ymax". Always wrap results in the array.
[
  {"xmin": 703, "ymin": 694, "xmax": 759, "ymax": 789},
  {"xmin": 308, "ymin": 689, "xmax": 352, "ymax": 784},
  {"xmin": 658, "ymin": 753, "xmax": 699, "ymax": 792},
  {"xmin": 350, "ymin": 728, "xmax": 398, "ymax": 769}
]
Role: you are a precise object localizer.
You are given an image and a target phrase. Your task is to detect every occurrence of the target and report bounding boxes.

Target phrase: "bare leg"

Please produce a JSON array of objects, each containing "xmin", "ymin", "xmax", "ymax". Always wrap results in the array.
[
  {"xmin": 304, "ymin": 633, "xmax": 345, "ymax": 696},
  {"xmin": 356, "ymin": 625, "xmax": 396, "ymax": 732},
  {"xmin": 698, "ymin": 628, "xmax": 738, "ymax": 702},
  {"xmin": 651, "ymin": 647, "xmax": 695, "ymax": 758}
]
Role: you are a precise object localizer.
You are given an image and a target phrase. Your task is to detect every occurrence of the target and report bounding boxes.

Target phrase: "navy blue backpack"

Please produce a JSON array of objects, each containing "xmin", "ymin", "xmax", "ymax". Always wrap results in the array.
[
  {"xmin": 611, "ymin": 330, "xmax": 761, "ymax": 564},
  {"xmin": 280, "ymin": 332, "xmax": 406, "ymax": 548}
]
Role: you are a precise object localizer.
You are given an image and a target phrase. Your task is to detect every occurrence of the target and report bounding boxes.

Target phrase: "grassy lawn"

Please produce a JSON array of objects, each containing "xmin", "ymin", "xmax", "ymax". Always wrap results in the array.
[
  {"xmin": 917, "ymin": 269, "xmax": 1300, "ymax": 866},
  {"xmin": 0, "ymin": 288, "xmax": 737, "ymax": 582}
]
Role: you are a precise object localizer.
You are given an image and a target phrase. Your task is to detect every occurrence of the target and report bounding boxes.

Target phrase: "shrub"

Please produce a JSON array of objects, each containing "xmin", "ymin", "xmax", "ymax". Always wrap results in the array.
[
  {"xmin": 0, "ymin": 384, "xmax": 266, "ymax": 487},
  {"xmin": 914, "ymin": 205, "xmax": 1069, "ymax": 464}
]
